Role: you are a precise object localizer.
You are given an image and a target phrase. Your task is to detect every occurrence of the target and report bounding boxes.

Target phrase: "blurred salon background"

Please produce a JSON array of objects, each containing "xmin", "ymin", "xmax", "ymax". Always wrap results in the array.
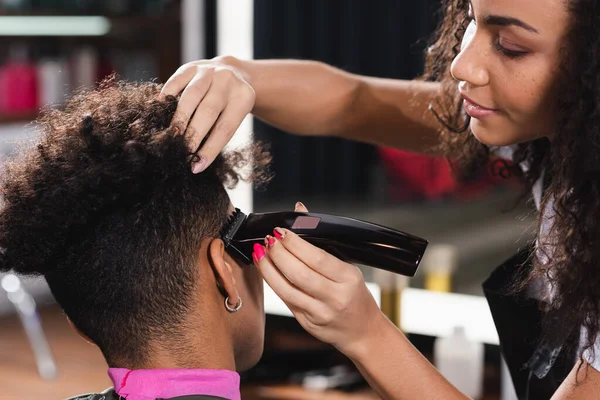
[{"xmin": 0, "ymin": 1, "xmax": 533, "ymax": 399}]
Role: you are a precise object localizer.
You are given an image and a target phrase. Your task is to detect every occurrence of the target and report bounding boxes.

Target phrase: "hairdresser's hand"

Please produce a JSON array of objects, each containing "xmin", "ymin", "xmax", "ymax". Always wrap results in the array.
[
  {"xmin": 255, "ymin": 202, "xmax": 386, "ymax": 358},
  {"xmin": 162, "ymin": 56, "xmax": 255, "ymax": 173}
]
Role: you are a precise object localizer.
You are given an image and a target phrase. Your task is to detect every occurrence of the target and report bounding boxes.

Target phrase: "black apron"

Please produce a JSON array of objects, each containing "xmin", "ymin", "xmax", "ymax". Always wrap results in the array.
[
  {"xmin": 482, "ymin": 246, "xmax": 578, "ymax": 400},
  {"xmin": 65, "ymin": 387, "xmax": 229, "ymax": 400}
]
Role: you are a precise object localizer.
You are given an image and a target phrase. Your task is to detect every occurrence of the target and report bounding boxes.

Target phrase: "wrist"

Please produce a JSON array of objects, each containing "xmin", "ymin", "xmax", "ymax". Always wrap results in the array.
[
  {"xmin": 338, "ymin": 310, "xmax": 398, "ymax": 362},
  {"xmin": 214, "ymin": 55, "xmax": 261, "ymax": 115},
  {"xmin": 215, "ymin": 55, "xmax": 253, "ymax": 85}
]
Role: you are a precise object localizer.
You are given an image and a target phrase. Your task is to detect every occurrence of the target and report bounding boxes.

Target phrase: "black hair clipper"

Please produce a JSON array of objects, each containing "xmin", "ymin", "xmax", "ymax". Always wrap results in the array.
[{"xmin": 220, "ymin": 208, "xmax": 428, "ymax": 277}]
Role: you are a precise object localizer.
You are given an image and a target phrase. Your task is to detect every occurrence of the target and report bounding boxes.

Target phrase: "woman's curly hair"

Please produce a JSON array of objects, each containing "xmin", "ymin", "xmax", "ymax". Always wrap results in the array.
[
  {"xmin": 0, "ymin": 77, "xmax": 271, "ymax": 367},
  {"xmin": 423, "ymin": 0, "xmax": 600, "ymax": 366}
]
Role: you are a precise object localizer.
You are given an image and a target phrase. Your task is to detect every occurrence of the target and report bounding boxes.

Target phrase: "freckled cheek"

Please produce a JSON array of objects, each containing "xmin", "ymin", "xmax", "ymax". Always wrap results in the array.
[
  {"xmin": 497, "ymin": 76, "xmax": 546, "ymax": 120},
  {"xmin": 502, "ymin": 80, "xmax": 556, "ymax": 140}
]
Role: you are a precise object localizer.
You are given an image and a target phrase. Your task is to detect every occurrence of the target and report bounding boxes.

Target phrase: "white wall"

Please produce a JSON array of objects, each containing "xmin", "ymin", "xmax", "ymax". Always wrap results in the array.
[{"xmin": 217, "ymin": 0, "xmax": 254, "ymax": 214}]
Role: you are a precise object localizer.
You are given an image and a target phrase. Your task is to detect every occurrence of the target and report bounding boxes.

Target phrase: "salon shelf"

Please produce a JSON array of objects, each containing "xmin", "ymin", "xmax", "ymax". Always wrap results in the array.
[
  {"xmin": 0, "ymin": 112, "xmax": 37, "ymax": 125},
  {"xmin": 0, "ymin": 13, "xmax": 178, "ymax": 40},
  {"xmin": 0, "ymin": 4, "xmax": 179, "ymax": 18},
  {"xmin": 0, "ymin": 4, "xmax": 183, "ymax": 130},
  {"xmin": 0, "ymin": 12, "xmax": 178, "ymax": 21},
  {"xmin": 0, "ymin": 10, "xmax": 162, "ymax": 17}
]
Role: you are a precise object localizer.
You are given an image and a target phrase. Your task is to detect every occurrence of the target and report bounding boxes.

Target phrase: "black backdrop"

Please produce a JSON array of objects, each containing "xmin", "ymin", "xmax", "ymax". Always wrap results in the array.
[
  {"xmin": 205, "ymin": 1, "xmax": 441, "ymax": 202},
  {"xmin": 253, "ymin": 0, "xmax": 440, "ymax": 202}
]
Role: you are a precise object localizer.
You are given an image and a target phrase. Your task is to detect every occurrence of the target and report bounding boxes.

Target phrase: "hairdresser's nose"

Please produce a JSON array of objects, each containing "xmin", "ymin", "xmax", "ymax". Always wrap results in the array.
[{"xmin": 451, "ymin": 21, "xmax": 490, "ymax": 88}]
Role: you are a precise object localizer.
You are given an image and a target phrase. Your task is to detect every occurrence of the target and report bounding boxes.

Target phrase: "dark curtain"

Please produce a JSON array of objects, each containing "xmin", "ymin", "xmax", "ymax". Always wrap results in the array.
[
  {"xmin": 253, "ymin": 0, "xmax": 440, "ymax": 203},
  {"xmin": 204, "ymin": 0, "xmax": 217, "ymax": 59}
]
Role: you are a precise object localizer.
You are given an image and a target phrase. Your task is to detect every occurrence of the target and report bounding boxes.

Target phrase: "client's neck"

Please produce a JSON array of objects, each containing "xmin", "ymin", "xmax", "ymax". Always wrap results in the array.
[{"xmin": 137, "ymin": 318, "xmax": 236, "ymax": 371}]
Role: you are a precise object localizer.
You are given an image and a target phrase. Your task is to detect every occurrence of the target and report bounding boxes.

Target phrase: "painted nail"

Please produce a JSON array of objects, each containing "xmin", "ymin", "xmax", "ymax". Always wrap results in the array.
[
  {"xmin": 192, "ymin": 157, "xmax": 208, "ymax": 174},
  {"xmin": 273, "ymin": 228, "xmax": 285, "ymax": 240},
  {"xmin": 253, "ymin": 243, "xmax": 265, "ymax": 260},
  {"xmin": 253, "ymin": 252, "xmax": 259, "ymax": 264},
  {"xmin": 267, "ymin": 236, "xmax": 276, "ymax": 247}
]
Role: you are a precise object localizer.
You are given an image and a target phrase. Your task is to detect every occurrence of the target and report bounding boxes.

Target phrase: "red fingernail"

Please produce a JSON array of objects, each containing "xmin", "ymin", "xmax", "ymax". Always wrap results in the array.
[
  {"xmin": 273, "ymin": 229, "xmax": 283, "ymax": 240},
  {"xmin": 267, "ymin": 236, "xmax": 275, "ymax": 247},
  {"xmin": 253, "ymin": 243, "xmax": 265, "ymax": 260}
]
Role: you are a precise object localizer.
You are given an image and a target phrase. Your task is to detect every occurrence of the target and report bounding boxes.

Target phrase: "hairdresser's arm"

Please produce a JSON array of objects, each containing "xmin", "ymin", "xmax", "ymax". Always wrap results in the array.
[
  {"xmin": 257, "ymin": 224, "xmax": 600, "ymax": 400},
  {"xmin": 162, "ymin": 56, "xmax": 442, "ymax": 172},
  {"xmin": 255, "ymin": 207, "xmax": 467, "ymax": 400},
  {"xmin": 345, "ymin": 313, "xmax": 469, "ymax": 399},
  {"xmin": 259, "ymin": 208, "xmax": 600, "ymax": 400},
  {"xmin": 236, "ymin": 57, "xmax": 442, "ymax": 152}
]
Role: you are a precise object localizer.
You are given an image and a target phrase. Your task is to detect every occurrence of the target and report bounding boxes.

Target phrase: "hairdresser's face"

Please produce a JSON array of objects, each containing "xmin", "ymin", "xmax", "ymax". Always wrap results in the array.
[{"xmin": 450, "ymin": 0, "xmax": 570, "ymax": 146}]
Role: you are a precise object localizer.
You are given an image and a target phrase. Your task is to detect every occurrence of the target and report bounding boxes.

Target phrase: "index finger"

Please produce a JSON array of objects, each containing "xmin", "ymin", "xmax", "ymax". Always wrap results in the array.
[
  {"xmin": 161, "ymin": 66, "xmax": 195, "ymax": 98},
  {"xmin": 274, "ymin": 228, "xmax": 349, "ymax": 282}
]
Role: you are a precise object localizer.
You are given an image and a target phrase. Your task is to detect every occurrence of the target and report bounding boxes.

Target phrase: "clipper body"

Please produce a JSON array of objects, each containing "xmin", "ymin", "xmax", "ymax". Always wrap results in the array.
[{"xmin": 221, "ymin": 209, "xmax": 428, "ymax": 277}]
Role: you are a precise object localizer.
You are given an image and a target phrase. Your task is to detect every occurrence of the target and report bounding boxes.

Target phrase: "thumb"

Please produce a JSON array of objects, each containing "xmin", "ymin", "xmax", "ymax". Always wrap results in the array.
[{"xmin": 294, "ymin": 201, "xmax": 309, "ymax": 212}]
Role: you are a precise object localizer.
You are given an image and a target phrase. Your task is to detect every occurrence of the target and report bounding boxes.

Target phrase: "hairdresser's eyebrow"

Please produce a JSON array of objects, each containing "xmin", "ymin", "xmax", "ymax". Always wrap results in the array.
[{"xmin": 482, "ymin": 15, "xmax": 539, "ymax": 34}]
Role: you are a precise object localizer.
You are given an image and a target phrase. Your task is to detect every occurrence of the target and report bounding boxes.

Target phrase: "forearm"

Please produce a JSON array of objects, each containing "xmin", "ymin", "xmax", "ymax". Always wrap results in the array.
[
  {"xmin": 229, "ymin": 57, "xmax": 443, "ymax": 154},
  {"xmin": 238, "ymin": 58, "xmax": 359, "ymax": 135},
  {"xmin": 345, "ymin": 77, "xmax": 443, "ymax": 154},
  {"xmin": 344, "ymin": 314, "xmax": 469, "ymax": 400}
]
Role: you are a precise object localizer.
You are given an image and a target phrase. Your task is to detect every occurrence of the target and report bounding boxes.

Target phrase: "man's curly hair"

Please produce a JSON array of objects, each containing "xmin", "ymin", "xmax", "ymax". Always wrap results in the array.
[
  {"xmin": 0, "ymin": 78, "xmax": 271, "ymax": 368},
  {"xmin": 423, "ymin": 0, "xmax": 600, "ymax": 368}
]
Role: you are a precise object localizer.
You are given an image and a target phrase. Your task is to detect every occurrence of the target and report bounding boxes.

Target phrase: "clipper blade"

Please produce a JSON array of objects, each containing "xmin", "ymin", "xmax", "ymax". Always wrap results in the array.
[{"xmin": 220, "ymin": 208, "xmax": 247, "ymax": 247}]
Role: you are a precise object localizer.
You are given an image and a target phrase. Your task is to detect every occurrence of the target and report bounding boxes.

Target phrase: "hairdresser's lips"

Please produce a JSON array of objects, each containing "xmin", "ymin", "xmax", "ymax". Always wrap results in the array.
[{"xmin": 461, "ymin": 94, "xmax": 500, "ymax": 119}]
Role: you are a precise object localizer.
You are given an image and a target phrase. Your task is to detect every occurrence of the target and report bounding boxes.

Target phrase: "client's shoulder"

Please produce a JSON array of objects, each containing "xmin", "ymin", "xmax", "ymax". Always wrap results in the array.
[
  {"xmin": 64, "ymin": 389, "xmax": 230, "ymax": 400},
  {"xmin": 63, "ymin": 387, "xmax": 117, "ymax": 400}
]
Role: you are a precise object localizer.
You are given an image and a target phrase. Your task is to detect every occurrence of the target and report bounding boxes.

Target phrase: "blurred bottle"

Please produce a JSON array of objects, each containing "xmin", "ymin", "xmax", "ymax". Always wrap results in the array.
[
  {"xmin": 377, "ymin": 272, "xmax": 408, "ymax": 328},
  {"xmin": 422, "ymin": 244, "xmax": 459, "ymax": 293},
  {"xmin": 38, "ymin": 56, "xmax": 70, "ymax": 108},
  {"xmin": 0, "ymin": 43, "xmax": 39, "ymax": 115},
  {"xmin": 71, "ymin": 46, "xmax": 98, "ymax": 90},
  {"xmin": 434, "ymin": 325, "xmax": 484, "ymax": 399}
]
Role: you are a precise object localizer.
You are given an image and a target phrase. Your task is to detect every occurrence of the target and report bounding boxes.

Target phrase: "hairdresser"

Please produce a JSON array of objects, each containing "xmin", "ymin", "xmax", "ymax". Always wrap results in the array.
[{"xmin": 161, "ymin": 0, "xmax": 600, "ymax": 398}]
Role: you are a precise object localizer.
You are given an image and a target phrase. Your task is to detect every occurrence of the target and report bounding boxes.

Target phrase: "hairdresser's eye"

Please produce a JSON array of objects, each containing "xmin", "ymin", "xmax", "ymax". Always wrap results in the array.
[{"xmin": 494, "ymin": 38, "xmax": 529, "ymax": 59}]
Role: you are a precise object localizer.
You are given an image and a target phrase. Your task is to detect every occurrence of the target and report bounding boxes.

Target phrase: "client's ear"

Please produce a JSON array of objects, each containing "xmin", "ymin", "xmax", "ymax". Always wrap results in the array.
[
  {"xmin": 208, "ymin": 238, "xmax": 239, "ymax": 303},
  {"xmin": 67, "ymin": 317, "xmax": 95, "ymax": 346}
]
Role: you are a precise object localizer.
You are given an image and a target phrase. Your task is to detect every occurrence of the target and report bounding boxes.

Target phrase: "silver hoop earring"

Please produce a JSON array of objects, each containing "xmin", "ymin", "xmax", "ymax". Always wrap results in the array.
[{"xmin": 225, "ymin": 296, "xmax": 242, "ymax": 313}]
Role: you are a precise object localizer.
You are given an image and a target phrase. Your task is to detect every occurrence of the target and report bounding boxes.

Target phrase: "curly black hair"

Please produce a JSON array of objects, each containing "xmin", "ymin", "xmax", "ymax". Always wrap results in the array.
[
  {"xmin": 0, "ymin": 77, "xmax": 271, "ymax": 368},
  {"xmin": 423, "ymin": 0, "xmax": 600, "ymax": 367}
]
